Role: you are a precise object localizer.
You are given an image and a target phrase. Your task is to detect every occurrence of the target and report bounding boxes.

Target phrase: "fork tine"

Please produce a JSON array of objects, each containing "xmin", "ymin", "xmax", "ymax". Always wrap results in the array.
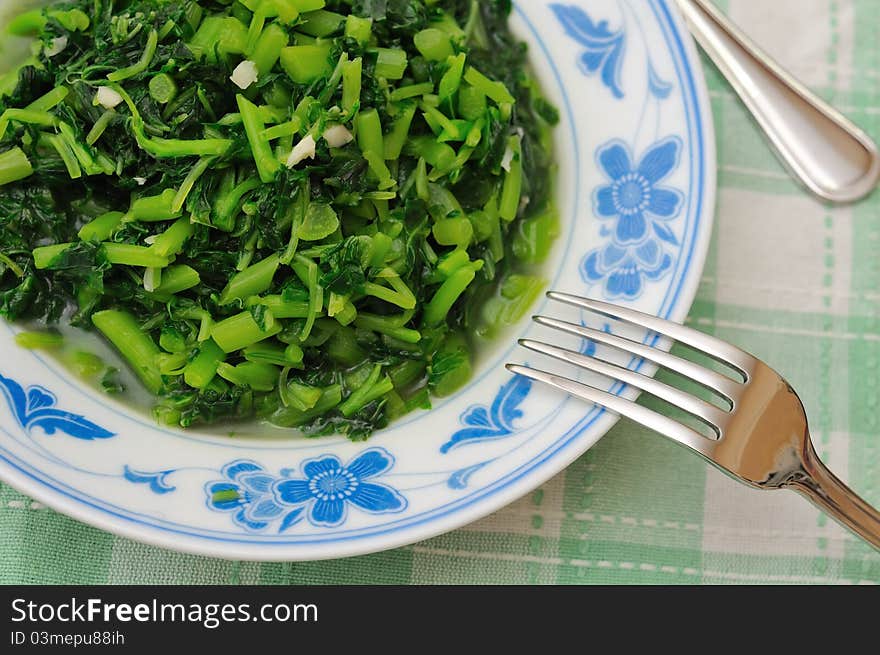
[
  {"xmin": 506, "ymin": 364, "xmax": 715, "ymax": 457},
  {"xmin": 534, "ymin": 316, "xmax": 742, "ymax": 402},
  {"xmin": 519, "ymin": 339, "xmax": 728, "ymax": 432},
  {"xmin": 547, "ymin": 292, "xmax": 759, "ymax": 376}
]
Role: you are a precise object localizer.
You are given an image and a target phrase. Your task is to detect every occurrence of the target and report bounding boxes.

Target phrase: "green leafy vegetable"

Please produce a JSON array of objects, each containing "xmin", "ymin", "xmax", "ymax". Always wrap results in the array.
[{"xmin": 0, "ymin": 0, "xmax": 559, "ymax": 439}]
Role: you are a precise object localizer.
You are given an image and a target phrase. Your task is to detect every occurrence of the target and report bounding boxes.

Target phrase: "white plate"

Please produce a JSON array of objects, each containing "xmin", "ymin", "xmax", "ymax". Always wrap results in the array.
[{"xmin": 0, "ymin": 0, "xmax": 715, "ymax": 561}]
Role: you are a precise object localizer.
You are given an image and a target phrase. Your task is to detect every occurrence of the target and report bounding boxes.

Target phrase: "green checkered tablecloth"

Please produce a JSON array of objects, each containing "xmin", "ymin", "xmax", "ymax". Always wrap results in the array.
[{"xmin": 2, "ymin": 0, "xmax": 879, "ymax": 585}]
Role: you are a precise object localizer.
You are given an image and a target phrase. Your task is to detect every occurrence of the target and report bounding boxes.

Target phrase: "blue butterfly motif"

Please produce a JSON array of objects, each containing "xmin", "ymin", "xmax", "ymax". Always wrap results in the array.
[
  {"xmin": 550, "ymin": 4, "xmax": 627, "ymax": 99},
  {"xmin": 440, "ymin": 375, "xmax": 532, "ymax": 454},
  {"xmin": 0, "ymin": 373, "xmax": 115, "ymax": 440}
]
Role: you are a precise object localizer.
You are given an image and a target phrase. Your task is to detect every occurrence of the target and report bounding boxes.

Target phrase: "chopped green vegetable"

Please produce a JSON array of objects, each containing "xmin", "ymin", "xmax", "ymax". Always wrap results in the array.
[
  {"xmin": 0, "ymin": 147, "xmax": 33, "ymax": 186},
  {"xmin": 219, "ymin": 254, "xmax": 280, "ymax": 305},
  {"xmin": 374, "ymin": 48, "xmax": 408, "ymax": 80},
  {"xmin": 0, "ymin": 0, "xmax": 559, "ymax": 440},
  {"xmin": 107, "ymin": 29, "xmax": 158, "ymax": 82},
  {"xmin": 299, "ymin": 203, "xmax": 339, "ymax": 241},
  {"xmin": 149, "ymin": 74, "xmax": 178, "ymax": 105},
  {"xmin": 128, "ymin": 189, "xmax": 180, "ymax": 221},
  {"xmin": 103, "ymin": 243, "xmax": 170, "ymax": 268},
  {"xmin": 280, "ymin": 44, "xmax": 332, "ymax": 84},
  {"xmin": 15, "ymin": 330, "xmax": 64, "ymax": 350},
  {"xmin": 237, "ymin": 94, "xmax": 281, "ymax": 183},
  {"xmin": 414, "ymin": 29, "xmax": 454, "ymax": 61},
  {"xmin": 299, "ymin": 10, "xmax": 345, "ymax": 37},
  {"xmin": 211, "ymin": 309, "xmax": 281, "ymax": 353},
  {"xmin": 92, "ymin": 310, "xmax": 163, "ymax": 394},
  {"xmin": 429, "ymin": 332, "xmax": 472, "ymax": 397},
  {"xmin": 217, "ymin": 361, "xmax": 279, "ymax": 392},
  {"xmin": 184, "ymin": 339, "xmax": 226, "ymax": 390},
  {"xmin": 251, "ymin": 22, "xmax": 288, "ymax": 77},
  {"xmin": 341, "ymin": 57, "xmax": 362, "ymax": 115},
  {"xmin": 345, "ymin": 15, "xmax": 372, "ymax": 45},
  {"xmin": 150, "ymin": 265, "xmax": 201, "ymax": 298}
]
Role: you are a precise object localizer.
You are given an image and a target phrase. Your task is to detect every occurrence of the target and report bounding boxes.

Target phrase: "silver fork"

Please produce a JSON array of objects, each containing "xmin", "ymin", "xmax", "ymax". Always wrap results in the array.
[{"xmin": 508, "ymin": 292, "xmax": 880, "ymax": 549}]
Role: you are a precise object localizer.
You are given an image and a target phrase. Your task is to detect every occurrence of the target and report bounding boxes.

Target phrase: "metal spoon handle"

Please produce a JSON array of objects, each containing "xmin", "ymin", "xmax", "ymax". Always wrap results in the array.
[{"xmin": 675, "ymin": 0, "xmax": 880, "ymax": 204}]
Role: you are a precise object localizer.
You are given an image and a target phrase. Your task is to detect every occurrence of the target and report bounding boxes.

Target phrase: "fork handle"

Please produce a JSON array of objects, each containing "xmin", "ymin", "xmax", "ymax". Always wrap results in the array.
[{"xmin": 788, "ymin": 442, "xmax": 880, "ymax": 549}]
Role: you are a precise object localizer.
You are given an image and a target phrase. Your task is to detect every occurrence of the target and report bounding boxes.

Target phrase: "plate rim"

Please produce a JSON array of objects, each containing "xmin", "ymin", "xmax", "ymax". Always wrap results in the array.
[{"xmin": 0, "ymin": 0, "xmax": 717, "ymax": 561}]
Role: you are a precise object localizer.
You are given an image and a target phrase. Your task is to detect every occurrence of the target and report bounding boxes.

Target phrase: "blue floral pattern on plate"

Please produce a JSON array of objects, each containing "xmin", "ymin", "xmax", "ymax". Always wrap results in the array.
[
  {"xmin": 206, "ymin": 461, "xmax": 305, "ymax": 533},
  {"xmin": 551, "ymin": 3, "xmax": 627, "ymax": 98},
  {"xmin": 202, "ymin": 449, "xmax": 409, "ymax": 532},
  {"xmin": 0, "ymin": 373, "xmax": 115, "ymax": 441},
  {"xmin": 273, "ymin": 448, "xmax": 407, "ymax": 528},
  {"xmin": 582, "ymin": 137, "xmax": 683, "ymax": 299},
  {"xmin": 440, "ymin": 376, "xmax": 532, "ymax": 454},
  {"xmin": 123, "ymin": 466, "xmax": 177, "ymax": 494}
]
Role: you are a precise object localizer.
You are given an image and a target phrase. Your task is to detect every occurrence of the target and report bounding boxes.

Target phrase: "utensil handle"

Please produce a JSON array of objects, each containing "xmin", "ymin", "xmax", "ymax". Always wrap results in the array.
[
  {"xmin": 788, "ymin": 441, "xmax": 880, "ymax": 549},
  {"xmin": 674, "ymin": 0, "xmax": 880, "ymax": 203}
]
